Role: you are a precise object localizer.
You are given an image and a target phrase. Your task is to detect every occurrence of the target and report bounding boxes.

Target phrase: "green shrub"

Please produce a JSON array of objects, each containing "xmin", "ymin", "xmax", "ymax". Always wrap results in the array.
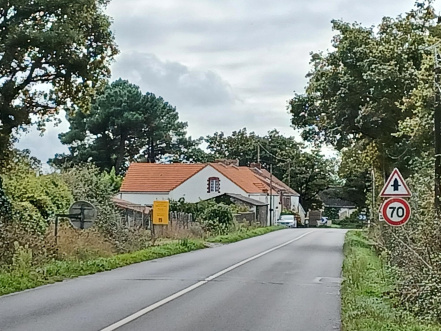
[
  {"xmin": 1, "ymin": 151, "xmax": 73, "ymax": 234},
  {"xmin": 200, "ymin": 203, "xmax": 234, "ymax": 235}
]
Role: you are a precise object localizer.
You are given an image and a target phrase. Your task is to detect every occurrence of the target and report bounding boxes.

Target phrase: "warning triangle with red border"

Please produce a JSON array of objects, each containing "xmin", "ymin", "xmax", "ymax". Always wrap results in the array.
[{"xmin": 380, "ymin": 168, "xmax": 412, "ymax": 198}]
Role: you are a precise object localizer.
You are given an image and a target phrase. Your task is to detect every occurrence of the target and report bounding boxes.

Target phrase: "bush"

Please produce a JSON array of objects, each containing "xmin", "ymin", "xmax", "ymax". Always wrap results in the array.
[
  {"xmin": 60, "ymin": 164, "xmax": 122, "ymax": 242},
  {"xmin": 2, "ymin": 151, "xmax": 73, "ymax": 234},
  {"xmin": 370, "ymin": 160, "xmax": 441, "ymax": 322},
  {"xmin": 337, "ymin": 212, "xmax": 364, "ymax": 229},
  {"xmin": 200, "ymin": 203, "xmax": 234, "ymax": 235}
]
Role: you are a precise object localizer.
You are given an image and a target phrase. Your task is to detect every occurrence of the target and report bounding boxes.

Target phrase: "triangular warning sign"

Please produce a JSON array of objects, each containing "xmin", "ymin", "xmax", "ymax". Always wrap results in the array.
[{"xmin": 380, "ymin": 168, "xmax": 412, "ymax": 198}]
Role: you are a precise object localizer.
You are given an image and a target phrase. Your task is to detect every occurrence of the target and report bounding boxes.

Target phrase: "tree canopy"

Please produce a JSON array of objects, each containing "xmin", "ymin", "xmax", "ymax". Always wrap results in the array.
[
  {"xmin": 289, "ymin": 1, "xmax": 440, "ymax": 176},
  {"xmin": 205, "ymin": 128, "xmax": 336, "ymax": 210},
  {"xmin": 0, "ymin": 0, "xmax": 118, "ymax": 162},
  {"xmin": 51, "ymin": 79, "xmax": 197, "ymax": 174}
]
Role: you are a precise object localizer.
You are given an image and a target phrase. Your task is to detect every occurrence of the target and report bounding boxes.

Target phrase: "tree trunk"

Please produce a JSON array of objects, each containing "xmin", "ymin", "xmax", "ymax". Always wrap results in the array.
[
  {"xmin": 147, "ymin": 138, "xmax": 155, "ymax": 163},
  {"xmin": 115, "ymin": 132, "xmax": 126, "ymax": 174}
]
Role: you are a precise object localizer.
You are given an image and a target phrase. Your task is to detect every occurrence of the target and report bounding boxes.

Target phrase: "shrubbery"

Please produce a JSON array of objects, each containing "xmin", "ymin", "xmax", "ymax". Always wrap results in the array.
[
  {"xmin": 371, "ymin": 161, "xmax": 441, "ymax": 322},
  {"xmin": 199, "ymin": 203, "xmax": 234, "ymax": 235},
  {"xmin": 170, "ymin": 199, "xmax": 235, "ymax": 236}
]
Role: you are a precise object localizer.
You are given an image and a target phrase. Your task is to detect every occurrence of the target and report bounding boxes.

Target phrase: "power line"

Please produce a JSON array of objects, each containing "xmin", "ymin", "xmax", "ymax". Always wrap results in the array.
[{"xmin": 257, "ymin": 143, "xmax": 293, "ymax": 163}]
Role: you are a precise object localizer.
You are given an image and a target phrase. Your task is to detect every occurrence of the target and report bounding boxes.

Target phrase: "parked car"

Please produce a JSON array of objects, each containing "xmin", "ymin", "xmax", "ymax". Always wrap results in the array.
[{"xmin": 276, "ymin": 214, "xmax": 297, "ymax": 228}]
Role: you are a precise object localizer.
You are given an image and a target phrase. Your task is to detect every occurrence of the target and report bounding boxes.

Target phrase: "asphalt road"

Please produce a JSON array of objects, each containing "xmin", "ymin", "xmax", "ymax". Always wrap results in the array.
[{"xmin": 0, "ymin": 228, "xmax": 347, "ymax": 331}]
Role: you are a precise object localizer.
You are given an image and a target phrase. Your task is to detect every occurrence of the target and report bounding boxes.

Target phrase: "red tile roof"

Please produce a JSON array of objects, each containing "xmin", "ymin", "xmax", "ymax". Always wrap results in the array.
[
  {"xmin": 250, "ymin": 167, "xmax": 300, "ymax": 196},
  {"xmin": 209, "ymin": 163, "xmax": 270, "ymax": 194},
  {"xmin": 120, "ymin": 162, "xmax": 296, "ymax": 195},
  {"xmin": 120, "ymin": 163, "xmax": 206, "ymax": 192}
]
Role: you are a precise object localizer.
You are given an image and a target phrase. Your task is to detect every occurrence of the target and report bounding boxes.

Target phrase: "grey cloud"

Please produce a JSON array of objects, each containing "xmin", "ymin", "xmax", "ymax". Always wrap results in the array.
[
  {"xmin": 16, "ymin": 0, "xmax": 427, "ymax": 163},
  {"xmin": 109, "ymin": 0, "xmax": 418, "ymax": 55},
  {"xmin": 111, "ymin": 52, "xmax": 237, "ymax": 108},
  {"xmin": 184, "ymin": 105, "xmax": 292, "ymax": 139},
  {"xmin": 15, "ymin": 120, "xmax": 69, "ymax": 164},
  {"xmin": 111, "ymin": 6, "xmax": 330, "ymax": 53}
]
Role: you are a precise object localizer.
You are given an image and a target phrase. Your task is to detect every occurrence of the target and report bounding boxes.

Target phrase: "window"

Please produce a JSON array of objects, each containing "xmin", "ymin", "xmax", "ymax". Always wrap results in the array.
[{"xmin": 207, "ymin": 177, "xmax": 220, "ymax": 193}]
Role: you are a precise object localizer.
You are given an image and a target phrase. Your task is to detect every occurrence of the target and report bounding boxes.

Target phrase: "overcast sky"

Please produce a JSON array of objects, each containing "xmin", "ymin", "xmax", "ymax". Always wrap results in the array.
[{"xmin": 16, "ymin": 0, "xmax": 434, "ymax": 163}]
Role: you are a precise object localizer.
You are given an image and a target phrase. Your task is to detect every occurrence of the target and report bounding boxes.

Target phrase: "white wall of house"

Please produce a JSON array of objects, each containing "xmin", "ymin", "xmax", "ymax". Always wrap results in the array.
[
  {"xmin": 339, "ymin": 208, "xmax": 357, "ymax": 220},
  {"xmin": 249, "ymin": 193, "xmax": 281, "ymax": 225},
  {"xmin": 117, "ymin": 192, "xmax": 170, "ymax": 205},
  {"xmin": 170, "ymin": 165, "xmax": 248, "ymax": 202},
  {"xmin": 118, "ymin": 165, "xmax": 300, "ymax": 227},
  {"xmin": 291, "ymin": 196, "xmax": 300, "ymax": 210}
]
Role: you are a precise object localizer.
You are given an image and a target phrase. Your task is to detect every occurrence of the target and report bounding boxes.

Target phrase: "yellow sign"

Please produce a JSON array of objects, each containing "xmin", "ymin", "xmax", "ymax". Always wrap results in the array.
[{"xmin": 153, "ymin": 200, "xmax": 169, "ymax": 225}]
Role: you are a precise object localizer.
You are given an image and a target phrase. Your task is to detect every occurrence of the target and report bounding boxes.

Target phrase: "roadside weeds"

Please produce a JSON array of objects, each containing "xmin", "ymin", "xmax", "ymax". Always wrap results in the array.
[
  {"xmin": 341, "ymin": 231, "xmax": 441, "ymax": 331},
  {"xmin": 0, "ymin": 226, "xmax": 283, "ymax": 296}
]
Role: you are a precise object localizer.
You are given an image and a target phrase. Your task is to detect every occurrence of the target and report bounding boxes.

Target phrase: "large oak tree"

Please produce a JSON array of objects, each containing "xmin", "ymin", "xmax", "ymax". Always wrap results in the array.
[{"xmin": 0, "ymin": 0, "xmax": 118, "ymax": 161}]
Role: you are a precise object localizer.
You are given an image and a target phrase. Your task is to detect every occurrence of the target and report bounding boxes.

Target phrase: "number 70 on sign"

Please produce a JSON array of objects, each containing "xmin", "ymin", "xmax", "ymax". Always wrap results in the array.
[{"xmin": 380, "ymin": 198, "xmax": 411, "ymax": 227}]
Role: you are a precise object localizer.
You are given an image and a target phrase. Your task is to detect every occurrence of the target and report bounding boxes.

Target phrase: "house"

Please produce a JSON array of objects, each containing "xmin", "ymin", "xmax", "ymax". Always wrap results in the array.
[
  {"xmin": 212, "ymin": 193, "xmax": 268, "ymax": 226},
  {"xmin": 248, "ymin": 163, "xmax": 304, "ymax": 219},
  {"xmin": 118, "ymin": 160, "xmax": 304, "ymax": 225},
  {"xmin": 318, "ymin": 188, "xmax": 357, "ymax": 220}
]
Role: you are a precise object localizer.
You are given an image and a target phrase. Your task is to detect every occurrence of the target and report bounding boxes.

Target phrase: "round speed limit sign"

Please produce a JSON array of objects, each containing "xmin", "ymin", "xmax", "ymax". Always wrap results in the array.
[{"xmin": 381, "ymin": 198, "xmax": 411, "ymax": 226}]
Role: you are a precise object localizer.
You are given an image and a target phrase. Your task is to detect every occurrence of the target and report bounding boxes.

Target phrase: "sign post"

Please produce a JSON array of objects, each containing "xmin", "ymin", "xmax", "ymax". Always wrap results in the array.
[
  {"xmin": 379, "ymin": 169, "xmax": 412, "ymax": 227},
  {"xmin": 152, "ymin": 201, "xmax": 170, "ymax": 243}
]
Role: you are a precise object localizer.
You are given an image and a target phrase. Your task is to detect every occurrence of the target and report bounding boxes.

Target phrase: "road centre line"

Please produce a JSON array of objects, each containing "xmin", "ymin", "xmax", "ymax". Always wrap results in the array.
[{"xmin": 100, "ymin": 231, "xmax": 313, "ymax": 331}]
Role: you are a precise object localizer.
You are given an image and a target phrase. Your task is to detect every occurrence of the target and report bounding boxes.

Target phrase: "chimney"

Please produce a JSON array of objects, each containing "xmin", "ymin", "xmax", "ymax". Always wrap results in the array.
[{"xmin": 250, "ymin": 162, "xmax": 261, "ymax": 169}]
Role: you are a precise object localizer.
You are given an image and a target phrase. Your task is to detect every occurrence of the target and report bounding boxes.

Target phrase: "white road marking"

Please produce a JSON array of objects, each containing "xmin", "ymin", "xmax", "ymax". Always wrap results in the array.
[{"xmin": 100, "ymin": 231, "xmax": 313, "ymax": 331}]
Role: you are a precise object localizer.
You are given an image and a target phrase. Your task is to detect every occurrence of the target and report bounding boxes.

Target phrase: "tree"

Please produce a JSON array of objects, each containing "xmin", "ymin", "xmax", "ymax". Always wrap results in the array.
[
  {"xmin": 0, "ymin": 0, "xmax": 118, "ymax": 162},
  {"xmin": 205, "ymin": 128, "xmax": 336, "ymax": 210},
  {"xmin": 52, "ymin": 79, "xmax": 194, "ymax": 174},
  {"xmin": 285, "ymin": 149, "xmax": 337, "ymax": 211},
  {"xmin": 205, "ymin": 128, "xmax": 263, "ymax": 166},
  {"xmin": 139, "ymin": 92, "xmax": 193, "ymax": 163},
  {"xmin": 288, "ymin": 2, "xmax": 438, "ymax": 175}
]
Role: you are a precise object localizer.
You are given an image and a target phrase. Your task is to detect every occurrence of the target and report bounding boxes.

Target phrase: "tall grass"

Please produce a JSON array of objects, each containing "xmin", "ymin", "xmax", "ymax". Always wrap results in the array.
[
  {"xmin": 0, "ymin": 224, "xmax": 283, "ymax": 296},
  {"xmin": 341, "ymin": 231, "xmax": 441, "ymax": 331},
  {"xmin": 0, "ymin": 240, "xmax": 206, "ymax": 296}
]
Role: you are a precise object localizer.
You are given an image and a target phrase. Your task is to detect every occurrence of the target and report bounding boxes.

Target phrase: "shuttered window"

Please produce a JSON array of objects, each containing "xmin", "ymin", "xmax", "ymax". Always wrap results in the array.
[{"xmin": 207, "ymin": 177, "xmax": 220, "ymax": 193}]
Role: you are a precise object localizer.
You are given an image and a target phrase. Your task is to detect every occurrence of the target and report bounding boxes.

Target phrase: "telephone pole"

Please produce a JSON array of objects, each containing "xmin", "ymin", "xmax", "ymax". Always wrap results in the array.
[
  {"xmin": 257, "ymin": 144, "xmax": 260, "ymax": 163},
  {"xmin": 269, "ymin": 164, "xmax": 273, "ymax": 226},
  {"xmin": 434, "ymin": 45, "xmax": 441, "ymax": 212}
]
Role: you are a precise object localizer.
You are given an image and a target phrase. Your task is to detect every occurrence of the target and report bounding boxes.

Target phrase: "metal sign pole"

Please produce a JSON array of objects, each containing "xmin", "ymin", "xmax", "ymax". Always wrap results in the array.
[
  {"xmin": 55, "ymin": 216, "xmax": 59, "ymax": 245},
  {"xmin": 80, "ymin": 205, "xmax": 85, "ymax": 230}
]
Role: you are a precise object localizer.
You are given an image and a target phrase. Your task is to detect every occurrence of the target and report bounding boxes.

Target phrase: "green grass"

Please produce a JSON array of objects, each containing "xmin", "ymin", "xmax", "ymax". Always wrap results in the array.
[
  {"xmin": 342, "ymin": 231, "xmax": 441, "ymax": 331},
  {"xmin": 207, "ymin": 225, "xmax": 284, "ymax": 243},
  {"xmin": 0, "ymin": 226, "xmax": 284, "ymax": 296},
  {"xmin": 0, "ymin": 240, "xmax": 205, "ymax": 296}
]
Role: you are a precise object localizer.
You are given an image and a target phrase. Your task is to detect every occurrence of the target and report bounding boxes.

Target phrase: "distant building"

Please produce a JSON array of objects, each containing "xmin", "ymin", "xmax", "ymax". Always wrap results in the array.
[
  {"xmin": 318, "ymin": 188, "xmax": 357, "ymax": 220},
  {"xmin": 118, "ymin": 160, "xmax": 304, "ymax": 225}
]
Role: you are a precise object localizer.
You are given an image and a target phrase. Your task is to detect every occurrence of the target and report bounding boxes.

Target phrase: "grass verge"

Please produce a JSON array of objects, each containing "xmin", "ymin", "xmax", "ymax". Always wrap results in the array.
[
  {"xmin": 0, "ymin": 226, "xmax": 284, "ymax": 296},
  {"xmin": 342, "ymin": 231, "xmax": 441, "ymax": 331},
  {"xmin": 207, "ymin": 225, "xmax": 284, "ymax": 243},
  {"xmin": 0, "ymin": 240, "xmax": 205, "ymax": 296}
]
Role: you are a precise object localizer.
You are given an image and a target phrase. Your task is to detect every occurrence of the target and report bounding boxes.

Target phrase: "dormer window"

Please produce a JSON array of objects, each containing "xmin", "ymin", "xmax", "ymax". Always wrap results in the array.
[{"xmin": 208, "ymin": 177, "xmax": 220, "ymax": 193}]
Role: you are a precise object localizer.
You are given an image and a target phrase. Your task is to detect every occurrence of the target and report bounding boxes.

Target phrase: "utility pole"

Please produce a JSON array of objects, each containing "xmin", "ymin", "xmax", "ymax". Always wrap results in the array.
[
  {"xmin": 257, "ymin": 144, "xmax": 260, "ymax": 163},
  {"xmin": 434, "ymin": 46, "xmax": 441, "ymax": 213},
  {"xmin": 269, "ymin": 164, "xmax": 273, "ymax": 226}
]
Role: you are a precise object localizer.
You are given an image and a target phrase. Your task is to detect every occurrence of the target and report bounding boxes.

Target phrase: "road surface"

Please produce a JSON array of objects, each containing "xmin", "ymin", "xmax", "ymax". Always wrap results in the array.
[{"xmin": 0, "ymin": 228, "xmax": 346, "ymax": 331}]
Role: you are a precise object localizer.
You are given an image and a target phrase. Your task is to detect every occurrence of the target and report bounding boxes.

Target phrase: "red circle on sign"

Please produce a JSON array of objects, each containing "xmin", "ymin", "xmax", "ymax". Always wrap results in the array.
[{"xmin": 381, "ymin": 198, "xmax": 411, "ymax": 226}]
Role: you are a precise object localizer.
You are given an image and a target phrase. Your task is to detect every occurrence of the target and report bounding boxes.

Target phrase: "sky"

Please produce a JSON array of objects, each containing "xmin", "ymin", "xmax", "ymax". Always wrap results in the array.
[{"xmin": 15, "ymin": 0, "xmax": 435, "ymax": 163}]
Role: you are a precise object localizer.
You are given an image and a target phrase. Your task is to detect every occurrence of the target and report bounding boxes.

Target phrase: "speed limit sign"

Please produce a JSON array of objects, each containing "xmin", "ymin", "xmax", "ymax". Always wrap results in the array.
[{"xmin": 381, "ymin": 198, "xmax": 411, "ymax": 226}]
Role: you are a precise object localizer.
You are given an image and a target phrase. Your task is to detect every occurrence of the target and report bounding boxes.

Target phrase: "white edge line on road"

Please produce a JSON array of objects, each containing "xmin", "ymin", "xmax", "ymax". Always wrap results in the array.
[{"xmin": 100, "ymin": 231, "xmax": 313, "ymax": 331}]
